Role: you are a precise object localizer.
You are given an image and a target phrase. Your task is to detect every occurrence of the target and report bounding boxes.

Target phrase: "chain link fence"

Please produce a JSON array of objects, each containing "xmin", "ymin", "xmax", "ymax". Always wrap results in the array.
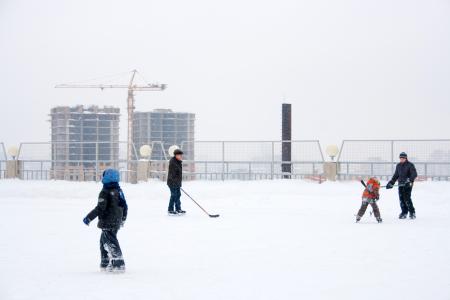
[
  {"xmin": 177, "ymin": 141, "xmax": 324, "ymax": 180},
  {"xmin": 337, "ymin": 140, "xmax": 450, "ymax": 180},
  {"xmin": 0, "ymin": 143, "xmax": 6, "ymax": 178},
  {"xmin": 16, "ymin": 142, "xmax": 138, "ymax": 181},
  {"xmin": 6, "ymin": 140, "xmax": 324, "ymax": 181},
  {"xmin": 3, "ymin": 139, "xmax": 449, "ymax": 182}
]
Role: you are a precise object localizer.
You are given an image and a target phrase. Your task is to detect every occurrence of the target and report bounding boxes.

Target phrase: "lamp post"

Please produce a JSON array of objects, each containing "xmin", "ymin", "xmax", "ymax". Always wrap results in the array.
[
  {"xmin": 6, "ymin": 146, "xmax": 20, "ymax": 179},
  {"xmin": 136, "ymin": 145, "xmax": 152, "ymax": 182},
  {"xmin": 324, "ymin": 145, "xmax": 340, "ymax": 181}
]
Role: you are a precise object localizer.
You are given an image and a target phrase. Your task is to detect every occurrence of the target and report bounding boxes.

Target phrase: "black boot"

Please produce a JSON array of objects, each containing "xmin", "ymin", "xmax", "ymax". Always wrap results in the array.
[
  {"xmin": 409, "ymin": 212, "xmax": 416, "ymax": 219},
  {"xmin": 399, "ymin": 213, "xmax": 407, "ymax": 219},
  {"xmin": 111, "ymin": 259, "xmax": 125, "ymax": 273},
  {"xmin": 100, "ymin": 258, "xmax": 110, "ymax": 271},
  {"xmin": 377, "ymin": 217, "xmax": 383, "ymax": 223},
  {"xmin": 168, "ymin": 210, "xmax": 178, "ymax": 216},
  {"xmin": 177, "ymin": 210, "xmax": 186, "ymax": 214}
]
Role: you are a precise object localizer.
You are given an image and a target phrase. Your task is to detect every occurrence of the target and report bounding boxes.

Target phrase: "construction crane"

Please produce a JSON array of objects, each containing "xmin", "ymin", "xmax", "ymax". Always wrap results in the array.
[{"xmin": 55, "ymin": 69, "xmax": 166, "ymax": 170}]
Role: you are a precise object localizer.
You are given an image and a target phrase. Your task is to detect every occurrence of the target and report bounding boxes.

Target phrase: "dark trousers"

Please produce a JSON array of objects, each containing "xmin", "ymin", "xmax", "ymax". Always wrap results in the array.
[
  {"xmin": 357, "ymin": 201, "xmax": 381, "ymax": 219},
  {"xmin": 399, "ymin": 186, "xmax": 415, "ymax": 214},
  {"xmin": 168, "ymin": 186, "xmax": 182, "ymax": 211},
  {"xmin": 100, "ymin": 228, "xmax": 124, "ymax": 268}
]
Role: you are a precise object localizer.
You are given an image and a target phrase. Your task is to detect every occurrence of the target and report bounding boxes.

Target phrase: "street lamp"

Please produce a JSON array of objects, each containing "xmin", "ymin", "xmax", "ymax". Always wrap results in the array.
[
  {"xmin": 325, "ymin": 145, "xmax": 339, "ymax": 161},
  {"xmin": 7, "ymin": 146, "xmax": 19, "ymax": 160},
  {"xmin": 139, "ymin": 145, "xmax": 152, "ymax": 160},
  {"xmin": 168, "ymin": 145, "xmax": 180, "ymax": 158}
]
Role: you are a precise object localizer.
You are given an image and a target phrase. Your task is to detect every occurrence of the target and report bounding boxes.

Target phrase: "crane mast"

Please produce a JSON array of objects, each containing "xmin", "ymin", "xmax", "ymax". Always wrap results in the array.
[{"xmin": 127, "ymin": 70, "xmax": 137, "ymax": 168}]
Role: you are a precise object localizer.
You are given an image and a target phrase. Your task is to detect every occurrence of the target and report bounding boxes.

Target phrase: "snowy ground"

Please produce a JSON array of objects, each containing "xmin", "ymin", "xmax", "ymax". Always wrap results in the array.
[{"xmin": 0, "ymin": 179, "xmax": 449, "ymax": 300}]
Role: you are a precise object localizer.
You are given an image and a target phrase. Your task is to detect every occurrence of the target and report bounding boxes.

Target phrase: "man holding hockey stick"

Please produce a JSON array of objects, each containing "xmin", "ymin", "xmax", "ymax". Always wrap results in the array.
[
  {"xmin": 386, "ymin": 152, "xmax": 418, "ymax": 219},
  {"xmin": 166, "ymin": 148, "xmax": 220, "ymax": 218},
  {"xmin": 167, "ymin": 149, "xmax": 186, "ymax": 216}
]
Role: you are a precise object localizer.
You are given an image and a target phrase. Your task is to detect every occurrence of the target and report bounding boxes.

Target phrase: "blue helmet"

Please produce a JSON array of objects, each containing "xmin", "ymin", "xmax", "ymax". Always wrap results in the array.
[{"xmin": 102, "ymin": 168, "xmax": 120, "ymax": 184}]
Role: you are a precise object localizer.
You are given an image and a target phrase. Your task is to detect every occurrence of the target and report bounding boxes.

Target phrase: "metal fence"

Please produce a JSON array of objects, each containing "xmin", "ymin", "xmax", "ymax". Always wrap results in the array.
[
  {"xmin": 16, "ymin": 141, "xmax": 138, "ymax": 181},
  {"xmin": 337, "ymin": 140, "xmax": 450, "ymax": 180},
  {"xmin": 3, "ymin": 139, "xmax": 450, "ymax": 182},
  {"xmin": 0, "ymin": 143, "xmax": 6, "ymax": 179},
  {"xmin": 177, "ymin": 140, "xmax": 325, "ymax": 180},
  {"xmin": 9, "ymin": 140, "xmax": 325, "ymax": 181}
]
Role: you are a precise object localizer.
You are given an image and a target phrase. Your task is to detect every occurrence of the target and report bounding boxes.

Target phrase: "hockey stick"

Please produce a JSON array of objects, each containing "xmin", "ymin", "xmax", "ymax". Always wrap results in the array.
[
  {"xmin": 180, "ymin": 188, "xmax": 220, "ymax": 218},
  {"xmin": 360, "ymin": 179, "xmax": 367, "ymax": 188},
  {"xmin": 381, "ymin": 184, "xmax": 398, "ymax": 188},
  {"xmin": 361, "ymin": 179, "xmax": 399, "ymax": 189}
]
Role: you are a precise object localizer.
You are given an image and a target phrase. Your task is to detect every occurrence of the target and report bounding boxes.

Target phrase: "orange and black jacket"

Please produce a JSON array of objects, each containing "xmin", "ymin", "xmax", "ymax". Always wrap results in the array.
[{"xmin": 362, "ymin": 178, "xmax": 380, "ymax": 200}]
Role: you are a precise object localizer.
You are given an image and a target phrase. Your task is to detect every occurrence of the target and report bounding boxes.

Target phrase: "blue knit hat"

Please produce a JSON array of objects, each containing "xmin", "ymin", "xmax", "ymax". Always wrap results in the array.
[
  {"xmin": 399, "ymin": 152, "xmax": 407, "ymax": 159},
  {"xmin": 102, "ymin": 168, "xmax": 120, "ymax": 184}
]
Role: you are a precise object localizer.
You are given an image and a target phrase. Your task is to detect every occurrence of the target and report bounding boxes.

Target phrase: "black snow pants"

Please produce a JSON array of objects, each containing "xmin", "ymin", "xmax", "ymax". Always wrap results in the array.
[
  {"xmin": 100, "ymin": 228, "xmax": 125, "ymax": 268},
  {"xmin": 357, "ymin": 201, "xmax": 381, "ymax": 219},
  {"xmin": 399, "ymin": 186, "xmax": 415, "ymax": 215}
]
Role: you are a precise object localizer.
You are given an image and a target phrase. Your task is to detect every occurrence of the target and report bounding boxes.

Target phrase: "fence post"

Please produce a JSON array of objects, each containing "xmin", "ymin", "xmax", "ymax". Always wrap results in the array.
[
  {"xmin": 271, "ymin": 141, "xmax": 274, "ymax": 180},
  {"xmin": 222, "ymin": 141, "xmax": 225, "ymax": 181},
  {"xmin": 391, "ymin": 140, "xmax": 394, "ymax": 174},
  {"xmin": 225, "ymin": 161, "xmax": 229, "ymax": 180}
]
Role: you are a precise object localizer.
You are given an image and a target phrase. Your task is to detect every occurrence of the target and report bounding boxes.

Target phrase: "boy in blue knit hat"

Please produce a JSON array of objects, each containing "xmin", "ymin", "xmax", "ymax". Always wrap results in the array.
[{"xmin": 83, "ymin": 169, "xmax": 128, "ymax": 272}]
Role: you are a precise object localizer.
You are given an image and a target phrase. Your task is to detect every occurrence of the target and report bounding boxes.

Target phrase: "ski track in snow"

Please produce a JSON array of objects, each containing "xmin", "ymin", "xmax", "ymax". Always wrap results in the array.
[{"xmin": 0, "ymin": 180, "xmax": 449, "ymax": 300}]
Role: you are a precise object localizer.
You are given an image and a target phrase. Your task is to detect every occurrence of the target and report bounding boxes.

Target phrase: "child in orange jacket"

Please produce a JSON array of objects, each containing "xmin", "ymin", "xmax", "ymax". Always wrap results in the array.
[{"xmin": 356, "ymin": 177, "xmax": 382, "ymax": 223}]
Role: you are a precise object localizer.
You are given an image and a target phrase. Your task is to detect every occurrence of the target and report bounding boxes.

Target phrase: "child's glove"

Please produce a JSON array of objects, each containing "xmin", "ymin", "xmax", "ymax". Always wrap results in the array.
[{"xmin": 83, "ymin": 217, "xmax": 91, "ymax": 226}]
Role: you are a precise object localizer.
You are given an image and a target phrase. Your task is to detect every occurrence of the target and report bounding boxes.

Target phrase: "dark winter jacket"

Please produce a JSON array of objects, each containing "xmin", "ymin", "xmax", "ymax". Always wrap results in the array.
[
  {"xmin": 167, "ymin": 157, "xmax": 182, "ymax": 188},
  {"xmin": 86, "ymin": 183, "xmax": 128, "ymax": 230},
  {"xmin": 389, "ymin": 160, "xmax": 418, "ymax": 185}
]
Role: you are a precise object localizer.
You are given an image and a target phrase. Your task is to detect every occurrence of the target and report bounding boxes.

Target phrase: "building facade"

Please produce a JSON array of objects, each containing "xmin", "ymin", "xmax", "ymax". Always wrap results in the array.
[
  {"xmin": 50, "ymin": 105, "xmax": 120, "ymax": 180},
  {"xmin": 133, "ymin": 109, "xmax": 195, "ymax": 160}
]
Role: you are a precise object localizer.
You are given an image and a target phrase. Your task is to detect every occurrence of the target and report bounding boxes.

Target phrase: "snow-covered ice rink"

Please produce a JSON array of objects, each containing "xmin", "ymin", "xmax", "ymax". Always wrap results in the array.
[{"xmin": 1, "ymin": 179, "xmax": 449, "ymax": 300}]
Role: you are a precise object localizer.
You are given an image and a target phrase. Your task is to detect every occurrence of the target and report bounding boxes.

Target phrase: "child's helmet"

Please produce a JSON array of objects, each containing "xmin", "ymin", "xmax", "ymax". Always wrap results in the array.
[{"xmin": 102, "ymin": 168, "xmax": 120, "ymax": 184}]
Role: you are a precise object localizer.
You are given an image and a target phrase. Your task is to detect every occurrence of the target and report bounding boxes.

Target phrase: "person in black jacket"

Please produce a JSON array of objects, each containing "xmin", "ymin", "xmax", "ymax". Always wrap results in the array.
[
  {"xmin": 83, "ymin": 169, "xmax": 128, "ymax": 272},
  {"xmin": 167, "ymin": 149, "xmax": 185, "ymax": 215},
  {"xmin": 387, "ymin": 152, "xmax": 417, "ymax": 219}
]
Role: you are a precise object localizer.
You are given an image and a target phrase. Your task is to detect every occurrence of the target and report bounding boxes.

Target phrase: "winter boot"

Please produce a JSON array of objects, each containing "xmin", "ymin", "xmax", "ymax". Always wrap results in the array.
[
  {"xmin": 100, "ymin": 258, "xmax": 110, "ymax": 271},
  {"xmin": 409, "ymin": 213, "xmax": 416, "ymax": 219},
  {"xmin": 111, "ymin": 259, "xmax": 125, "ymax": 273},
  {"xmin": 356, "ymin": 216, "xmax": 361, "ymax": 223},
  {"xmin": 376, "ymin": 217, "xmax": 383, "ymax": 223},
  {"xmin": 176, "ymin": 210, "xmax": 186, "ymax": 214},
  {"xmin": 168, "ymin": 210, "xmax": 178, "ymax": 216},
  {"xmin": 399, "ymin": 213, "xmax": 407, "ymax": 219}
]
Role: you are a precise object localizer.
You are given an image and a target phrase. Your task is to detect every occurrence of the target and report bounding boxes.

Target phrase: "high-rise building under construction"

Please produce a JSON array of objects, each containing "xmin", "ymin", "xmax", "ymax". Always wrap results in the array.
[
  {"xmin": 133, "ymin": 109, "xmax": 195, "ymax": 160},
  {"xmin": 50, "ymin": 105, "xmax": 120, "ymax": 180}
]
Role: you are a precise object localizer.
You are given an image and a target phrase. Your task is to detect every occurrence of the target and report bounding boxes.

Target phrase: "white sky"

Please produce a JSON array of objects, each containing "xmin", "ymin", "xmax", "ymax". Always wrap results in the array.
[{"xmin": 0, "ymin": 0, "xmax": 449, "ymax": 149}]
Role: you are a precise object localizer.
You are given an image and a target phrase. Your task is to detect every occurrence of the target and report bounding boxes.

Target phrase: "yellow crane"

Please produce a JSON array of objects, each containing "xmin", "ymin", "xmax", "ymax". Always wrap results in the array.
[{"xmin": 55, "ymin": 69, "xmax": 167, "ymax": 169}]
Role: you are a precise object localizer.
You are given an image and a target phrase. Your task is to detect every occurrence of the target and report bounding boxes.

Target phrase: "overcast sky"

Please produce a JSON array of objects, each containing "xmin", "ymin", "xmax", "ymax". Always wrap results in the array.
[{"xmin": 1, "ymin": 0, "xmax": 449, "ymax": 149}]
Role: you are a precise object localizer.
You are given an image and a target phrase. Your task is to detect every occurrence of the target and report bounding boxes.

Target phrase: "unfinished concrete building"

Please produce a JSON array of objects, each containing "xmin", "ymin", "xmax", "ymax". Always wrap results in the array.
[
  {"xmin": 50, "ymin": 105, "xmax": 120, "ymax": 181},
  {"xmin": 133, "ymin": 109, "xmax": 195, "ymax": 160}
]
